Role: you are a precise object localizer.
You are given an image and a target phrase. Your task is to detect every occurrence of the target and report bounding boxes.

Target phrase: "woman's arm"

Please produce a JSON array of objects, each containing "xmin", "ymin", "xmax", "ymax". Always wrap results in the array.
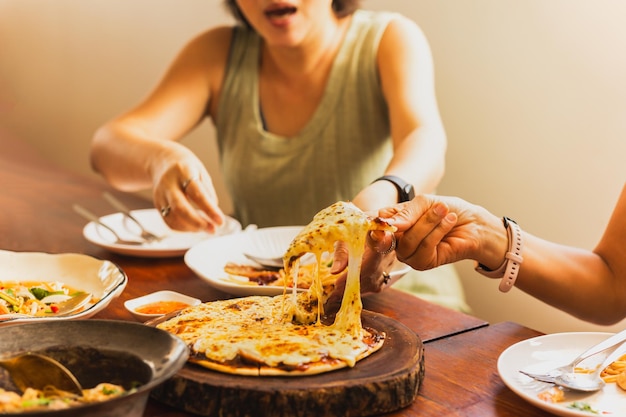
[
  {"xmin": 90, "ymin": 27, "xmax": 233, "ymax": 231},
  {"xmin": 352, "ymin": 15, "xmax": 447, "ymax": 211}
]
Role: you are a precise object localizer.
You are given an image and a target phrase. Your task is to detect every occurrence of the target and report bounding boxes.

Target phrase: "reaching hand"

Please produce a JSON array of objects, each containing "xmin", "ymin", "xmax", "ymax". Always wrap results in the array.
[
  {"xmin": 152, "ymin": 155, "xmax": 225, "ymax": 232},
  {"xmin": 378, "ymin": 195, "xmax": 495, "ymax": 271}
]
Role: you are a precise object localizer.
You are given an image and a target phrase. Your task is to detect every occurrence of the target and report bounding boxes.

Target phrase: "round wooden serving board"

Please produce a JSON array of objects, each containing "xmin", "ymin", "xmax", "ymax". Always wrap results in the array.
[{"xmin": 151, "ymin": 311, "xmax": 424, "ymax": 417}]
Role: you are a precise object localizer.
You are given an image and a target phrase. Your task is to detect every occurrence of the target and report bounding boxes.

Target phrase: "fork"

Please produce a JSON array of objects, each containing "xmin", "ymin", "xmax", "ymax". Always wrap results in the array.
[
  {"xmin": 520, "ymin": 328, "xmax": 626, "ymax": 384},
  {"xmin": 244, "ymin": 252, "xmax": 317, "ymax": 269},
  {"xmin": 103, "ymin": 192, "xmax": 162, "ymax": 242},
  {"xmin": 73, "ymin": 204, "xmax": 144, "ymax": 246}
]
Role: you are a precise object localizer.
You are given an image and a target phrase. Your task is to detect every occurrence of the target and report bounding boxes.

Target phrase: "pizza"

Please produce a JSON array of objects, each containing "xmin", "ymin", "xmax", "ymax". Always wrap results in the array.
[
  {"xmin": 157, "ymin": 201, "xmax": 396, "ymax": 376},
  {"xmin": 156, "ymin": 293, "xmax": 384, "ymax": 376},
  {"xmin": 283, "ymin": 201, "xmax": 396, "ymax": 333}
]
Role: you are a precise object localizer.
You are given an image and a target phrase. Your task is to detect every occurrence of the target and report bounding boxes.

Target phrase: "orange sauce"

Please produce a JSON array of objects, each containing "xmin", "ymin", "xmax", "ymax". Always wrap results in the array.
[{"xmin": 135, "ymin": 301, "xmax": 189, "ymax": 315}]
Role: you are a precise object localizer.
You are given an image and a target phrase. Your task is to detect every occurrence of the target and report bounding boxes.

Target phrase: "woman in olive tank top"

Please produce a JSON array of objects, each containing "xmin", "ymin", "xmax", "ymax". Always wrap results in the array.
[{"xmin": 90, "ymin": 0, "xmax": 468, "ymax": 311}]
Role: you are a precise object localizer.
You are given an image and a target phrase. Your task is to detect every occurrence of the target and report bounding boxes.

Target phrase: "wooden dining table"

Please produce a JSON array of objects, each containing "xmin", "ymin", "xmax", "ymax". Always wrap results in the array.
[{"xmin": 1, "ymin": 130, "xmax": 553, "ymax": 416}]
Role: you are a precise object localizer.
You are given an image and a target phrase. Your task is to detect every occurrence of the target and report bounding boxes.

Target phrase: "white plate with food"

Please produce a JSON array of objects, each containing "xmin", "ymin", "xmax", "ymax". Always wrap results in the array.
[
  {"xmin": 0, "ymin": 249, "xmax": 127, "ymax": 325},
  {"xmin": 82, "ymin": 208, "xmax": 242, "ymax": 258},
  {"xmin": 498, "ymin": 332, "xmax": 626, "ymax": 416},
  {"xmin": 185, "ymin": 226, "xmax": 411, "ymax": 297}
]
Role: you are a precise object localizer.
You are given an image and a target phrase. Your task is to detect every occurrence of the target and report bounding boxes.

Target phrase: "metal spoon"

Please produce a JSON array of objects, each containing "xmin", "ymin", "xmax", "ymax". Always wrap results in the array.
[
  {"xmin": 102, "ymin": 192, "xmax": 162, "ymax": 242},
  {"xmin": 553, "ymin": 369, "xmax": 607, "ymax": 392},
  {"xmin": 73, "ymin": 204, "xmax": 145, "ymax": 246},
  {"xmin": 54, "ymin": 292, "xmax": 93, "ymax": 316},
  {"xmin": 0, "ymin": 353, "xmax": 83, "ymax": 395},
  {"xmin": 520, "ymin": 328, "xmax": 626, "ymax": 392}
]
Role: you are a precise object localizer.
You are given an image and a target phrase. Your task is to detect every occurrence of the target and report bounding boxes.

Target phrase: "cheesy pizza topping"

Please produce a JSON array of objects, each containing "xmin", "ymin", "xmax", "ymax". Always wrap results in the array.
[
  {"xmin": 157, "ymin": 201, "xmax": 394, "ymax": 376},
  {"xmin": 157, "ymin": 293, "xmax": 383, "ymax": 375},
  {"xmin": 284, "ymin": 201, "xmax": 395, "ymax": 337}
]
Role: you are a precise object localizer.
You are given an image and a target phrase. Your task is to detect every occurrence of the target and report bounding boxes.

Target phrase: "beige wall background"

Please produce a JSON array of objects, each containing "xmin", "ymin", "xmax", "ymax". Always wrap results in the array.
[{"xmin": 1, "ymin": 0, "xmax": 625, "ymax": 334}]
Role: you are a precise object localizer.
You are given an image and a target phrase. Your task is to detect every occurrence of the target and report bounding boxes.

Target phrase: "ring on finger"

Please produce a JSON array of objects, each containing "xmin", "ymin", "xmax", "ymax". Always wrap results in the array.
[
  {"xmin": 181, "ymin": 175, "xmax": 200, "ymax": 192},
  {"xmin": 160, "ymin": 205, "xmax": 171, "ymax": 218},
  {"xmin": 376, "ymin": 234, "xmax": 396, "ymax": 255}
]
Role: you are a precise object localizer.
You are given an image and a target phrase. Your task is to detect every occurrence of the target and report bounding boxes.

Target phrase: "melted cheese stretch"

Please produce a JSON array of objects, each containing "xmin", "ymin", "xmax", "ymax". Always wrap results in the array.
[
  {"xmin": 283, "ymin": 201, "xmax": 381, "ymax": 338},
  {"xmin": 157, "ymin": 294, "xmax": 373, "ymax": 368}
]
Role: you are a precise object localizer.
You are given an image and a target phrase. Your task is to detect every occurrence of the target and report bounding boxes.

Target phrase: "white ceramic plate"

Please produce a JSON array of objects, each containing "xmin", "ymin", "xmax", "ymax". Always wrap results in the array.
[
  {"xmin": 185, "ymin": 226, "xmax": 411, "ymax": 297},
  {"xmin": 498, "ymin": 332, "xmax": 626, "ymax": 416},
  {"xmin": 0, "ymin": 250, "xmax": 127, "ymax": 326},
  {"xmin": 82, "ymin": 208, "xmax": 242, "ymax": 258}
]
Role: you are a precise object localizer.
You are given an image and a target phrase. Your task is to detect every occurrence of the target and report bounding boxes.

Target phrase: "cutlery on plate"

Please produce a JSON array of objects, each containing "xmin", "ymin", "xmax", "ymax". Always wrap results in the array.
[
  {"xmin": 243, "ymin": 253, "xmax": 285, "ymax": 269},
  {"xmin": 520, "ymin": 328, "xmax": 626, "ymax": 391},
  {"xmin": 549, "ymin": 366, "xmax": 607, "ymax": 392},
  {"xmin": 102, "ymin": 191, "xmax": 162, "ymax": 242},
  {"xmin": 54, "ymin": 292, "xmax": 93, "ymax": 316},
  {"xmin": 73, "ymin": 204, "xmax": 145, "ymax": 246},
  {"xmin": 243, "ymin": 252, "xmax": 317, "ymax": 269}
]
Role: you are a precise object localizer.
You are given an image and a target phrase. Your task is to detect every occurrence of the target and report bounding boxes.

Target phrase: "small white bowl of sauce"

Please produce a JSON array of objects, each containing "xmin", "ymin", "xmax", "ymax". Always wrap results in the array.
[{"xmin": 124, "ymin": 290, "xmax": 201, "ymax": 321}]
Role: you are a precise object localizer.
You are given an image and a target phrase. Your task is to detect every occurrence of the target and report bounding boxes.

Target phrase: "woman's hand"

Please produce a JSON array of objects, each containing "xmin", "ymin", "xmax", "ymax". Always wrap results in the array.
[
  {"xmin": 379, "ymin": 195, "xmax": 506, "ymax": 272},
  {"xmin": 327, "ymin": 193, "xmax": 509, "ymax": 306},
  {"xmin": 151, "ymin": 150, "xmax": 225, "ymax": 233}
]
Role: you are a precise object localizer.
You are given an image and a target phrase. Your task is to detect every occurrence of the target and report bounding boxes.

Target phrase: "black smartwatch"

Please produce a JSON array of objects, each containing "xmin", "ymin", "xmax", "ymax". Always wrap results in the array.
[{"xmin": 373, "ymin": 175, "xmax": 415, "ymax": 203}]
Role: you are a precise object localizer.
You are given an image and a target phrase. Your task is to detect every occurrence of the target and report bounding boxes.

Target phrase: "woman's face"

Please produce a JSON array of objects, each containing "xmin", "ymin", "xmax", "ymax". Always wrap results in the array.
[{"xmin": 235, "ymin": 0, "xmax": 336, "ymax": 46}]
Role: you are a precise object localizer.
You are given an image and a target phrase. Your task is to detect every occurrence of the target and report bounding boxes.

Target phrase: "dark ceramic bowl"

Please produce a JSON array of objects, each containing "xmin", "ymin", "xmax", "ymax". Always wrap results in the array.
[{"xmin": 0, "ymin": 319, "xmax": 188, "ymax": 417}]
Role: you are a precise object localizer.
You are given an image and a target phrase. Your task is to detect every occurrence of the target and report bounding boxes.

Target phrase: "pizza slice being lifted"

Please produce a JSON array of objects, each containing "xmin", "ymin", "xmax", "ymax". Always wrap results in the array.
[
  {"xmin": 157, "ymin": 201, "xmax": 396, "ymax": 376},
  {"xmin": 283, "ymin": 201, "xmax": 396, "ymax": 335}
]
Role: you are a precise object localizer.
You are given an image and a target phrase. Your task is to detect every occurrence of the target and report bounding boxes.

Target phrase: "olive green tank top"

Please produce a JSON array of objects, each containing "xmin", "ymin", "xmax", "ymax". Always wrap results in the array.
[{"xmin": 216, "ymin": 10, "xmax": 395, "ymax": 227}]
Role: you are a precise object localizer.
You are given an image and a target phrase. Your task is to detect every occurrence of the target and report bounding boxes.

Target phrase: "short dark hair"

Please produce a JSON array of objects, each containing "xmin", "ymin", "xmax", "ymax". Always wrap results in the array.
[{"xmin": 223, "ymin": 0, "xmax": 361, "ymax": 28}]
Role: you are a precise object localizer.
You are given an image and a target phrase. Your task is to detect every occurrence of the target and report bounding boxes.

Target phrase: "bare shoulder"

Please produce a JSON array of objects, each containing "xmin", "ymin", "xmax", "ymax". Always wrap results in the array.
[
  {"xmin": 378, "ymin": 14, "xmax": 430, "ymax": 57},
  {"xmin": 376, "ymin": 13, "xmax": 434, "ymax": 84},
  {"xmin": 179, "ymin": 25, "xmax": 235, "ymax": 67},
  {"xmin": 171, "ymin": 26, "xmax": 235, "ymax": 111},
  {"xmin": 374, "ymin": 13, "xmax": 439, "ymax": 128}
]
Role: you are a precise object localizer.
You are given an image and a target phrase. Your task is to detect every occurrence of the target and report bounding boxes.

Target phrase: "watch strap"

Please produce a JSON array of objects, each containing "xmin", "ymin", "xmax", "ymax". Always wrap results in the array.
[
  {"xmin": 475, "ymin": 217, "xmax": 523, "ymax": 293},
  {"xmin": 373, "ymin": 175, "xmax": 415, "ymax": 203}
]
